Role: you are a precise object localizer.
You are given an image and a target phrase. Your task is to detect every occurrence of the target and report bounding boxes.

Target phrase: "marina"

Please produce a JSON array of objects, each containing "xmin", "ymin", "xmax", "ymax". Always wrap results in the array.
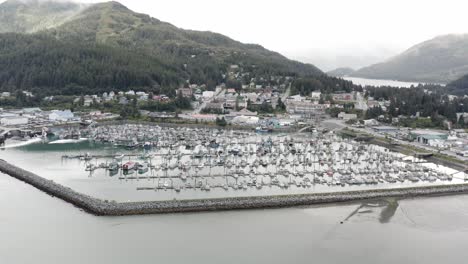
[{"xmin": 0, "ymin": 123, "xmax": 466, "ymax": 207}]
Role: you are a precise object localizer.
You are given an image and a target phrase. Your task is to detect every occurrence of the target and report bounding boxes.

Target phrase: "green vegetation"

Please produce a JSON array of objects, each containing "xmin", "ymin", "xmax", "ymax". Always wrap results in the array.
[
  {"xmin": 397, "ymin": 117, "xmax": 444, "ymax": 129},
  {"xmin": 0, "ymin": 0, "xmax": 86, "ymax": 33},
  {"xmin": 0, "ymin": 0, "xmax": 327, "ymax": 96},
  {"xmin": 352, "ymin": 34, "xmax": 468, "ymax": 84},
  {"xmin": 215, "ymin": 117, "xmax": 227, "ymax": 127},
  {"xmin": 447, "ymin": 74, "xmax": 468, "ymax": 95},
  {"xmin": 366, "ymin": 85, "xmax": 468, "ymax": 128},
  {"xmin": 291, "ymin": 76, "xmax": 361, "ymax": 96},
  {"xmin": 326, "ymin": 67, "xmax": 355, "ymax": 78},
  {"xmin": 0, "ymin": 33, "xmax": 182, "ymax": 96}
]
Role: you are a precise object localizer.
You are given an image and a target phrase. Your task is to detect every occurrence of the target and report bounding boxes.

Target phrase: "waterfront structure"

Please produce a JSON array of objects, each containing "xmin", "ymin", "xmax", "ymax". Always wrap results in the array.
[
  {"xmin": 0, "ymin": 116, "xmax": 28, "ymax": 126},
  {"xmin": 409, "ymin": 130, "xmax": 449, "ymax": 145},
  {"xmin": 49, "ymin": 110, "xmax": 75, "ymax": 122}
]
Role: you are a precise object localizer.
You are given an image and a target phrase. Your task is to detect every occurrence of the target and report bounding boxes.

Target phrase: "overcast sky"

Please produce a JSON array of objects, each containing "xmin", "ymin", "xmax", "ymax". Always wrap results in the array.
[{"xmin": 5, "ymin": 0, "xmax": 468, "ymax": 70}]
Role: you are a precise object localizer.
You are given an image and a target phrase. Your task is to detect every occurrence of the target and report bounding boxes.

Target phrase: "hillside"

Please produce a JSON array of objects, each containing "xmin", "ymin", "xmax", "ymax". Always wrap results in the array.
[
  {"xmin": 0, "ymin": 0, "xmax": 87, "ymax": 33},
  {"xmin": 0, "ymin": 0, "xmax": 329, "ymax": 95},
  {"xmin": 48, "ymin": 1, "xmax": 322, "ymax": 77},
  {"xmin": 0, "ymin": 33, "xmax": 183, "ymax": 95},
  {"xmin": 352, "ymin": 34, "xmax": 468, "ymax": 84},
  {"xmin": 326, "ymin": 67, "xmax": 355, "ymax": 77}
]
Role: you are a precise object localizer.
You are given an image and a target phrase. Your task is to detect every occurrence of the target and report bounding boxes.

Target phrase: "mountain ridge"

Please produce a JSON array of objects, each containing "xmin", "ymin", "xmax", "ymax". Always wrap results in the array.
[
  {"xmin": 0, "ymin": 0, "xmax": 335, "ymax": 96},
  {"xmin": 0, "ymin": 0, "xmax": 88, "ymax": 33},
  {"xmin": 351, "ymin": 34, "xmax": 468, "ymax": 84}
]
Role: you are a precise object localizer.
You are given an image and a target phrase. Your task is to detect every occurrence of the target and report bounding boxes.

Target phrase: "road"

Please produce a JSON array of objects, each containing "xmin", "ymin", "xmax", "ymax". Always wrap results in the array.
[
  {"xmin": 191, "ymin": 88, "xmax": 226, "ymax": 115},
  {"xmin": 281, "ymin": 83, "xmax": 291, "ymax": 102}
]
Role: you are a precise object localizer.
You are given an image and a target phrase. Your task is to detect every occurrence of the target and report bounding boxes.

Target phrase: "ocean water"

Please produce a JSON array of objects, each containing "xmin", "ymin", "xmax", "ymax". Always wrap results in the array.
[
  {"xmin": 344, "ymin": 77, "xmax": 424, "ymax": 88},
  {"xmin": 0, "ymin": 139, "xmax": 463, "ymax": 202},
  {"xmin": 1, "ymin": 172, "xmax": 468, "ymax": 264}
]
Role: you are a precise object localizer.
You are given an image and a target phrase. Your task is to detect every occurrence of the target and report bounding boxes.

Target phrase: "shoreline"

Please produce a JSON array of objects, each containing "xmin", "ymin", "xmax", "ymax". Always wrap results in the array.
[{"xmin": 1, "ymin": 159, "xmax": 468, "ymax": 216}]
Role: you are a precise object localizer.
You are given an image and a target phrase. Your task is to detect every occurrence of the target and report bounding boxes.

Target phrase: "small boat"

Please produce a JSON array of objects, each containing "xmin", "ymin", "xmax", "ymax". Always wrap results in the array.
[
  {"xmin": 85, "ymin": 164, "xmax": 96, "ymax": 171},
  {"xmin": 138, "ymin": 163, "xmax": 149, "ymax": 174},
  {"xmin": 123, "ymin": 161, "xmax": 136, "ymax": 171},
  {"xmin": 108, "ymin": 161, "xmax": 119, "ymax": 171}
]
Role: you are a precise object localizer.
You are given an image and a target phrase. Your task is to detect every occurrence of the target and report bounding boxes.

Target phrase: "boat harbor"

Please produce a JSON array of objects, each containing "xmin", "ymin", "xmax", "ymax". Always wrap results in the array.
[
  {"xmin": 49, "ymin": 124, "xmax": 464, "ymax": 197},
  {"xmin": 0, "ymin": 122, "xmax": 467, "ymax": 212}
]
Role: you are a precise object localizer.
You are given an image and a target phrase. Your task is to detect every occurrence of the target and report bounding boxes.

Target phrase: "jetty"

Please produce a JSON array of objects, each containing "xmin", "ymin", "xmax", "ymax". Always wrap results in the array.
[{"xmin": 3, "ymin": 159, "xmax": 468, "ymax": 216}]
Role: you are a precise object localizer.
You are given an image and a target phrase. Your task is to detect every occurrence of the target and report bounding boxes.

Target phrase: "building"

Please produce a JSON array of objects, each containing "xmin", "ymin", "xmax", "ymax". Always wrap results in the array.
[
  {"xmin": 204, "ymin": 102, "xmax": 224, "ymax": 112},
  {"xmin": 0, "ymin": 116, "xmax": 28, "ymax": 126},
  {"xmin": 202, "ymin": 91, "xmax": 215, "ymax": 100},
  {"xmin": 338, "ymin": 112, "xmax": 358, "ymax": 120},
  {"xmin": 231, "ymin": 116, "xmax": 259, "ymax": 125},
  {"xmin": 311, "ymin": 92, "xmax": 322, "ymax": 100},
  {"xmin": 177, "ymin": 88, "xmax": 193, "ymax": 98},
  {"xmin": 286, "ymin": 101, "xmax": 328, "ymax": 114},
  {"xmin": 278, "ymin": 119, "xmax": 296, "ymax": 127},
  {"xmin": 226, "ymin": 89, "xmax": 237, "ymax": 94},
  {"xmin": 227, "ymin": 108, "xmax": 258, "ymax": 117},
  {"xmin": 287, "ymin": 95, "xmax": 305, "ymax": 102},
  {"xmin": 409, "ymin": 130, "xmax": 449, "ymax": 145},
  {"xmin": 49, "ymin": 110, "xmax": 74, "ymax": 122},
  {"xmin": 333, "ymin": 93, "xmax": 354, "ymax": 101},
  {"xmin": 372, "ymin": 126, "xmax": 399, "ymax": 134},
  {"xmin": 183, "ymin": 114, "xmax": 217, "ymax": 122},
  {"xmin": 23, "ymin": 108, "xmax": 42, "ymax": 114}
]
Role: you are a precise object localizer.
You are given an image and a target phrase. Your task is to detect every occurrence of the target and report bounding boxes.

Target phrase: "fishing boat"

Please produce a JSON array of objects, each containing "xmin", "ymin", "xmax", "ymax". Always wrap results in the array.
[
  {"xmin": 138, "ymin": 162, "xmax": 149, "ymax": 174},
  {"xmin": 108, "ymin": 161, "xmax": 119, "ymax": 171},
  {"xmin": 123, "ymin": 161, "xmax": 136, "ymax": 171}
]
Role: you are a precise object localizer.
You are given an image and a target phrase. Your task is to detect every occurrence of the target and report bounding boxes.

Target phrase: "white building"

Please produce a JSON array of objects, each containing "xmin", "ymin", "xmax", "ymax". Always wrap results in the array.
[
  {"xmin": 202, "ymin": 91, "xmax": 215, "ymax": 100},
  {"xmin": 338, "ymin": 112, "xmax": 358, "ymax": 120},
  {"xmin": 288, "ymin": 95, "xmax": 304, "ymax": 102},
  {"xmin": 231, "ymin": 116, "xmax": 259, "ymax": 125},
  {"xmin": 49, "ymin": 110, "xmax": 74, "ymax": 122},
  {"xmin": 1, "ymin": 116, "xmax": 28, "ymax": 126},
  {"xmin": 311, "ymin": 92, "xmax": 322, "ymax": 99}
]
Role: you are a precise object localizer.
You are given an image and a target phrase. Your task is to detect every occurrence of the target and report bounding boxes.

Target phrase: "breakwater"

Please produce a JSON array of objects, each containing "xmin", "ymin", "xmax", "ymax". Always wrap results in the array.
[{"xmin": 1, "ymin": 159, "xmax": 468, "ymax": 216}]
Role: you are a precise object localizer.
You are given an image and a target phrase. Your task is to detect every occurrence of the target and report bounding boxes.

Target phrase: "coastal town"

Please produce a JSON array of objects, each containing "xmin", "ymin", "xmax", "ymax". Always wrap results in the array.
[{"xmin": 2, "ymin": 74, "xmax": 468, "ymax": 164}]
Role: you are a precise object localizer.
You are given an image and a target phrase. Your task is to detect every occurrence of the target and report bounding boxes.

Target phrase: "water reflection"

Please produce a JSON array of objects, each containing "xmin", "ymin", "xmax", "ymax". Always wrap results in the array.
[
  {"xmin": 342, "ymin": 198, "xmax": 399, "ymax": 224},
  {"xmin": 379, "ymin": 199, "xmax": 399, "ymax": 223}
]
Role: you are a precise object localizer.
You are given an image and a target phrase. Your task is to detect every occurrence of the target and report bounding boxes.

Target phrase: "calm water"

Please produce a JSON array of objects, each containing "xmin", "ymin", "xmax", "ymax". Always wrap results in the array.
[
  {"xmin": 344, "ymin": 77, "xmax": 424, "ymax": 88},
  {"xmin": 0, "ymin": 140, "xmax": 463, "ymax": 202},
  {"xmin": 1, "ymin": 172, "xmax": 468, "ymax": 263},
  {"xmin": 1, "ymin": 141, "xmax": 468, "ymax": 263}
]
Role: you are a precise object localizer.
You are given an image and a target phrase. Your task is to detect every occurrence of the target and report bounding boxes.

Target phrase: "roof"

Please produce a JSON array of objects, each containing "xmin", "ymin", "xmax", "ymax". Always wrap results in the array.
[
  {"xmin": 410, "ymin": 130, "xmax": 447, "ymax": 136},
  {"xmin": 372, "ymin": 126, "xmax": 399, "ymax": 131}
]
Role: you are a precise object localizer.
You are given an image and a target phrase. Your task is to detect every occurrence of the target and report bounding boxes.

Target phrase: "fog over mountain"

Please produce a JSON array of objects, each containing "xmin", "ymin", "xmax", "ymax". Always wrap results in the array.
[
  {"xmin": 352, "ymin": 34, "xmax": 468, "ymax": 84},
  {"xmin": 0, "ymin": 0, "xmax": 327, "ymax": 95},
  {"xmin": 1, "ymin": 0, "xmax": 466, "ymax": 72}
]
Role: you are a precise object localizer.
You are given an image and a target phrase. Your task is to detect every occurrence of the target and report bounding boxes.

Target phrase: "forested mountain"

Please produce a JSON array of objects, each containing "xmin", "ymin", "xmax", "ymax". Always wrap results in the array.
[
  {"xmin": 0, "ymin": 0, "xmax": 329, "ymax": 96},
  {"xmin": 326, "ymin": 67, "xmax": 355, "ymax": 77},
  {"xmin": 352, "ymin": 34, "xmax": 468, "ymax": 84},
  {"xmin": 0, "ymin": 33, "xmax": 182, "ymax": 96},
  {"xmin": 49, "ymin": 1, "xmax": 321, "ymax": 77},
  {"xmin": 0, "ymin": 0, "xmax": 87, "ymax": 33},
  {"xmin": 445, "ymin": 73, "xmax": 468, "ymax": 95}
]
